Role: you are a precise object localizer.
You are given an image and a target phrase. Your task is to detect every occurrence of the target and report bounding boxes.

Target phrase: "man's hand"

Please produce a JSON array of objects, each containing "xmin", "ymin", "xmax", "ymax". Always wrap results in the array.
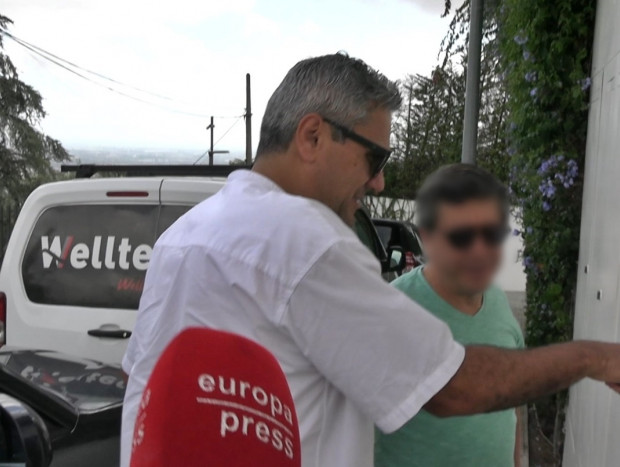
[
  {"xmin": 587, "ymin": 342, "xmax": 620, "ymax": 389},
  {"xmin": 425, "ymin": 341, "xmax": 620, "ymax": 417}
]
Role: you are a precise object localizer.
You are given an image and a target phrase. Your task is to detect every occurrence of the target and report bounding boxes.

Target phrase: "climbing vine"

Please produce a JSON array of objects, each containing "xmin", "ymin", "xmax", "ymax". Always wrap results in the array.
[{"xmin": 498, "ymin": 0, "xmax": 596, "ymax": 461}]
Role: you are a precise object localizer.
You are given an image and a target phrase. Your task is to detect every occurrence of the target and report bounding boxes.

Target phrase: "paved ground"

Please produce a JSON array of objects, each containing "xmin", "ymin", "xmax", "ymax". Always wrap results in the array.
[{"xmin": 506, "ymin": 291, "xmax": 529, "ymax": 467}]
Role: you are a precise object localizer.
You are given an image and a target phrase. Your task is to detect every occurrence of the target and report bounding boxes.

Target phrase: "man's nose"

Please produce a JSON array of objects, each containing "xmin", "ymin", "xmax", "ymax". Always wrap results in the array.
[{"xmin": 366, "ymin": 170, "xmax": 385, "ymax": 194}]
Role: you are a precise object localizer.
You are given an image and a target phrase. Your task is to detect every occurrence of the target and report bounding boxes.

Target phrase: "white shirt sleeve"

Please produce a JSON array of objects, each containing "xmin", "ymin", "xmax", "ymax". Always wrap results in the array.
[{"xmin": 284, "ymin": 238, "xmax": 465, "ymax": 433}]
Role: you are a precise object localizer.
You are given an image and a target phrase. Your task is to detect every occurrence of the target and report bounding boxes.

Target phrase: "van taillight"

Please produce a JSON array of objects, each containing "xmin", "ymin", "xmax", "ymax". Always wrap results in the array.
[
  {"xmin": 0, "ymin": 292, "xmax": 5, "ymax": 346},
  {"xmin": 106, "ymin": 191, "xmax": 149, "ymax": 197}
]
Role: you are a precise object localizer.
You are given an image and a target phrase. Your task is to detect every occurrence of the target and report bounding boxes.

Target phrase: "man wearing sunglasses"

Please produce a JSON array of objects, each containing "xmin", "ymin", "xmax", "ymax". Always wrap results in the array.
[
  {"xmin": 375, "ymin": 164, "xmax": 524, "ymax": 467},
  {"xmin": 122, "ymin": 53, "xmax": 620, "ymax": 467}
]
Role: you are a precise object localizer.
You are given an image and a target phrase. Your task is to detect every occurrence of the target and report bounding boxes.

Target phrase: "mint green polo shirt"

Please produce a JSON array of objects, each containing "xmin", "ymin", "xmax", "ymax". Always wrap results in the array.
[{"xmin": 375, "ymin": 267, "xmax": 524, "ymax": 467}]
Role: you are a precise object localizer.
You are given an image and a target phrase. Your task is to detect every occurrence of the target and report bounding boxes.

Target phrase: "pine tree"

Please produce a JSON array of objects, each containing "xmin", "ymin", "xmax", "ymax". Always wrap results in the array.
[{"xmin": 0, "ymin": 14, "xmax": 68, "ymax": 203}]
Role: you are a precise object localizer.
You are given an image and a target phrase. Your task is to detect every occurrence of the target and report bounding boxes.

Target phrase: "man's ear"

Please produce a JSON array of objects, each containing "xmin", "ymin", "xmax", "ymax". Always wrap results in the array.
[{"xmin": 294, "ymin": 113, "xmax": 326, "ymax": 163}]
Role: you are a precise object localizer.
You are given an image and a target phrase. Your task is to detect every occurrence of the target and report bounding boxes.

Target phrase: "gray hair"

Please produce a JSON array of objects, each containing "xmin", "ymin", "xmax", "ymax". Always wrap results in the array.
[{"xmin": 256, "ymin": 53, "xmax": 402, "ymax": 157}]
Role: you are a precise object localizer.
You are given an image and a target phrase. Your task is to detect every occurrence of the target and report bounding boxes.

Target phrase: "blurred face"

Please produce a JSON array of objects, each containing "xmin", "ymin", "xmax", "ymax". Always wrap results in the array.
[
  {"xmin": 421, "ymin": 199, "xmax": 508, "ymax": 295},
  {"xmin": 318, "ymin": 109, "xmax": 390, "ymax": 226}
]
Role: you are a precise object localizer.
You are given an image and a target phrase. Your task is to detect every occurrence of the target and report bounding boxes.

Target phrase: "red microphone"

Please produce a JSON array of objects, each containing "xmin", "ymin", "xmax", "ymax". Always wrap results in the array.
[{"xmin": 130, "ymin": 328, "xmax": 301, "ymax": 467}]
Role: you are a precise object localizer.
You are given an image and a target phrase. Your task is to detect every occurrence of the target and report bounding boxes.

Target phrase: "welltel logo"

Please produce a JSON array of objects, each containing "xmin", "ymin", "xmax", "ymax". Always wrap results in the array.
[{"xmin": 41, "ymin": 236, "xmax": 152, "ymax": 271}]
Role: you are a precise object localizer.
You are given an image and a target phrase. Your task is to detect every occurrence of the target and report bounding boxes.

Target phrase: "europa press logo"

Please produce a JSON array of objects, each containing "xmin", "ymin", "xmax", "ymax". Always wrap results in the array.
[
  {"xmin": 197, "ymin": 373, "xmax": 296, "ymax": 460},
  {"xmin": 40, "ymin": 236, "xmax": 153, "ymax": 271}
]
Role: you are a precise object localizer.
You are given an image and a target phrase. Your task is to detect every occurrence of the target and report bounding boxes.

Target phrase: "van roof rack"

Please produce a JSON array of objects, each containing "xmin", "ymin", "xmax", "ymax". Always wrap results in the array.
[{"xmin": 61, "ymin": 164, "xmax": 252, "ymax": 179}]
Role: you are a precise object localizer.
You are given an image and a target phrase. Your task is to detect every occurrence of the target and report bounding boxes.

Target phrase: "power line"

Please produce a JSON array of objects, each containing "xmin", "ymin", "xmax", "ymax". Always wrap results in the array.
[
  {"xmin": 214, "ymin": 117, "xmax": 243, "ymax": 146},
  {"xmin": 0, "ymin": 27, "xmax": 242, "ymax": 119},
  {"xmin": 4, "ymin": 29, "xmax": 176, "ymax": 102}
]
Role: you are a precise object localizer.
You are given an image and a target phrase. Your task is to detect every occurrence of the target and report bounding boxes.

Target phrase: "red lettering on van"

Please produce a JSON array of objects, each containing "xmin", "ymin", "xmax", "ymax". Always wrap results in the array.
[
  {"xmin": 117, "ymin": 277, "xmax": 144, "ymax": 292},
  {"xmin": 58, "ymin": 236, "xmax": 74, "ymax": 269}
]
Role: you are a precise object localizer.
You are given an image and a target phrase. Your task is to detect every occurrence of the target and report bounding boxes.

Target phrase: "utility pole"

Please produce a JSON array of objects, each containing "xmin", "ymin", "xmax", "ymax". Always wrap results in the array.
[
  {"xmin": 405, "ymin": 83, "xmax": 413, "ymax": 158},
  {"xmin": 461, "ymin": 0, "xmax": 484, "ymax": 165},
  {"xmin": 245, "ymin": 73, "xmax": 252, "ymax": 164},
  {"xmin": 204, "ymin": 116, "xmax": 230, "ymax": 165},
  {"xmin": 207, "ymin": 116, "xmax": 215, "ymax": 166}
]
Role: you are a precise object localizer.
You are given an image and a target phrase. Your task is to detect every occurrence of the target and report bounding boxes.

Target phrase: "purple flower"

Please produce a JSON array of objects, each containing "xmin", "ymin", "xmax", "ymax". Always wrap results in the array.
[
  {"xmin": 567, "ymin": 159, "xmax": 578, "ymax": 178},
  {"xmin": 538, "ymin": 155, "xmax": 560, "ymax": 175},
  {"xmin": 543, "ymin": 201, "xmax": 552, "ymax": 211},
  {"xmin": 523, "ymin": 50, "xmax": 533, "ymax": 61},
  {"xmin": 539, "ymin": 179, "xmax": 556, "ymax": 198},
  {"xmin": 513, "ymin": 229, "xmax": 520, "ymax": 236},
  {"xmin": 526, "ymin": 226, "xmax": 533, "ymax": 234},
  {"xmin": 525, "ymin": 71, "xmax": 537, "ymax": 82},
  {"xmin": 530, "ymin": 87, "xmax": 538, "ymax": 97},
  {"xmin": 514, "ymin": 34, "xmax": 528, "ymax": 45},
  {"xmin": 507, "ymin": 146, "xmax": 517, "ymax": 156},
  {"xmin": 580, "ymin": 77, "xmax": 592, "ymax": 91},
  {"xmin": 523, "ymin": 256, "xmax": 535, "ymax": 269}
]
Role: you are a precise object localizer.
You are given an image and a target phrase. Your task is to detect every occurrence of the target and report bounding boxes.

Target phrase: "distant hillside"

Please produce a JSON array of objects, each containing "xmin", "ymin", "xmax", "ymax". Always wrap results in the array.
[{"xmin": 67, "ymin": 147, "xmax": 246, "ymax": 166}]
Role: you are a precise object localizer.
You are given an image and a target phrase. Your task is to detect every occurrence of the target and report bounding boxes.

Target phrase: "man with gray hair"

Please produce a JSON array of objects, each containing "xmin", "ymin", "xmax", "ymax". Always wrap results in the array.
[{"xmin": 121, "ymin": 53, "xmax": 620, "ymax": 467}]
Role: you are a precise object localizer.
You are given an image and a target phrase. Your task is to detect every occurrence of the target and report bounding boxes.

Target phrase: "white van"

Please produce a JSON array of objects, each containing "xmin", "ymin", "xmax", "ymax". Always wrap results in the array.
[
  {"xmin": 0, "ymin": 165, "xmax": 401, "ymax": 365},
  {"xmin": 0, "ymin": 166, "xmax": 229, "ymax": 363}
]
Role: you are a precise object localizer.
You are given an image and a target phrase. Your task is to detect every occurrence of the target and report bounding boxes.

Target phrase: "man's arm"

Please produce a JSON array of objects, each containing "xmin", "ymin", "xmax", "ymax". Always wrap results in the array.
[
  {"xmin": 514, "ymin": 408, "xmax": 522, "ymax": 467},
  {"xmin": 425, "ymin": 341, "xmax": 619, "ymax": 417}
]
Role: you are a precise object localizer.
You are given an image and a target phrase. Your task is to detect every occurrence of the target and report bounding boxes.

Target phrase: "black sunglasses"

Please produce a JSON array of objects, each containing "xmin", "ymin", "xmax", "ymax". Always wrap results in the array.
[
  {"xmin": 443, "ymin": 225, "xmax": 510, "ymax": 250},
  {"xmin": 322, "ymin": 117, "xmax": 392, "ymax": 178}
]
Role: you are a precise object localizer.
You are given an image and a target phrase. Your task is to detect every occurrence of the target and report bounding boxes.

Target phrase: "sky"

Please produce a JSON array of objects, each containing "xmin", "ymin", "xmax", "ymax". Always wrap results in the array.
[{"xmin": 2, "ymin": 0, "xmax": 453, "ymax": 155}]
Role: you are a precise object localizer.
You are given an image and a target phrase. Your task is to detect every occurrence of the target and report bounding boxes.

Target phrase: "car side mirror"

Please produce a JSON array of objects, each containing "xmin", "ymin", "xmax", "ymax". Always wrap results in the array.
[
  {"xmin": 386, "ymin": 246, "xmax": 406, "ymax": 274},
  {"xmin": 0, "ymin": 394, "xmax": 52, "ymax": 467}
]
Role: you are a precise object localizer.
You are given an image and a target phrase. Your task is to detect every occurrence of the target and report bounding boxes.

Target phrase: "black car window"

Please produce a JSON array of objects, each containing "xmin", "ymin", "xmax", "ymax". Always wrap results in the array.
[
  {"xmin": 374, "ymin": 225, "xmax": 393, "ymax": 249},
  {"xmin": 22, "ymin": 204, "xmax": 198, "ymax": 310},
  {"xmin": 22, "ymin": 204, "xmax": 159, "ymax": 310},
  {"xmin": 156, "ymin": 205, "xmax": 193, "ymax": 237},
  {"xmin": 354, "ymin": 210, "xmax": 385, "ymax": 261},
  {"xmin": 404, "ymin": 224, "xmax": 424, "ymax": 256}
]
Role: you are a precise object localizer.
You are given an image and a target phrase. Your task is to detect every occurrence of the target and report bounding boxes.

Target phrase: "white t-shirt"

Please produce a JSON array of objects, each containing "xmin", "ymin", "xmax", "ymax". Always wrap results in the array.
[{"xmin": 120, "ymin": 170, "xmax": 464, "ymax": 467}]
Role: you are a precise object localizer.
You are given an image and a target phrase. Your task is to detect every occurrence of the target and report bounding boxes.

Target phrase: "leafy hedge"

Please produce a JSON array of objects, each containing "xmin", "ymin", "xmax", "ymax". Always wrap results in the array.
[{"xmin": 498, "ymin": 0, "xmax": 595, "ymax": 458}]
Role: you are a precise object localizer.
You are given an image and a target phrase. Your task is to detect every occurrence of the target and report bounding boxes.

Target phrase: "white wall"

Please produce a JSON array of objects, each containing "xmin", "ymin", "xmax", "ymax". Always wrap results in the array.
[
  {"xmin": 496, "ymin": 216, "xmax": 526, "ymax": 293},
  {"xmin": 563, "ymin": 1, "xmax": 620, "ymax": 465}
]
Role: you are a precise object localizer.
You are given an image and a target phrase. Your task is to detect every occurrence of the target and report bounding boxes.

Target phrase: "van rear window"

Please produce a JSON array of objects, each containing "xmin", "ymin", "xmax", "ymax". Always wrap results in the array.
[{"xmin": 21, "ymin": 204, "xmax": 191, "ymax": 309}]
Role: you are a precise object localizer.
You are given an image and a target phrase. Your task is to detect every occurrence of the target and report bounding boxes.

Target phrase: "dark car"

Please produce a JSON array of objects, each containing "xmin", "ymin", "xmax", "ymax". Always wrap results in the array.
[
  {"xmin": 0, "ymin": 348, "xmax": 124, "ymax": 467},
  {"xmin": 355, "ymin": 208, "xmax": 406, "ymax": 280},
  {"xmin": 372, "ymin": 218, "xmax": 425, "ymax": 275}
]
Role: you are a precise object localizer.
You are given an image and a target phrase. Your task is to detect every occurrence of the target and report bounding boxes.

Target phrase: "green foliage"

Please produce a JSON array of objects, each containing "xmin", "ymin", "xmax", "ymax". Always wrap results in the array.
[
  {"xmin": 382, "ymin": 0, "xmax": 508, "ymax": 202},
  {"xmin": 499, "ymin": 0, "xmax": 595, "ymax": 460},
  {"xmin": 0, "ymin": 14, "xmax": 68, "ymax": 203},
  {"xmin": 384, "ymin": 68, "xmax": 465, "ymax": 199}
]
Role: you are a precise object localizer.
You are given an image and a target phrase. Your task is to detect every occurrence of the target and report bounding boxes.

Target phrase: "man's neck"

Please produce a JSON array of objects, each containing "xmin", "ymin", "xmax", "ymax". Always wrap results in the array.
[
  {"xmin": 253, "ymin": 154, "xmax": 311, "ymax": 198},
  {"xmin": 423, "ymin": 265, "xmax": 483, "ymax": 316}
]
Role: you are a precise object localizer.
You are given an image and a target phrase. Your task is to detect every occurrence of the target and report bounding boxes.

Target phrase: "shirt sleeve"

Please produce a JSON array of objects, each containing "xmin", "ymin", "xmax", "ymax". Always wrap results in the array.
[{"xmin": 283, "ymin": 238, "xmax": 465, "ymax": 434}]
